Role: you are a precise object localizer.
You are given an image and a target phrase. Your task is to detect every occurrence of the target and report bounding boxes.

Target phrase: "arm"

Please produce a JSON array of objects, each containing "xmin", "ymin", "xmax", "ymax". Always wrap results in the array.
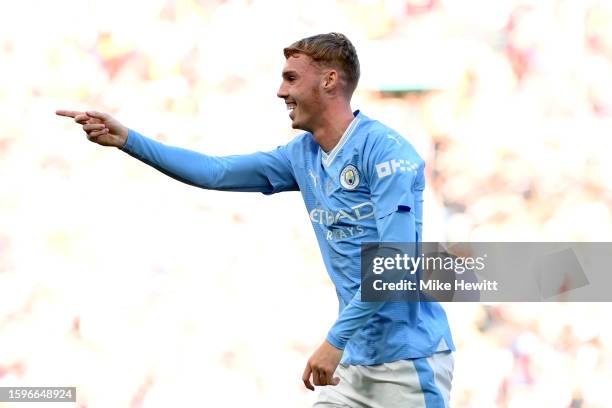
[
  {"xmin": 328, "ymin": 134, "xmax": 424, "ymax": 348},
  {"xmin": 304, "ymin": 133, "xmax": 424, "ymax": 389},
  {"xmin": 56, "ymin": 109, "xmax": 298, "ymax": 194},
  {"xmin": 122, "ymin": 128, "xmax": 298, "ymax": 194},
  {"xmin": 326, "ymin": 211, "xmax": 417, "ymax": 349}
]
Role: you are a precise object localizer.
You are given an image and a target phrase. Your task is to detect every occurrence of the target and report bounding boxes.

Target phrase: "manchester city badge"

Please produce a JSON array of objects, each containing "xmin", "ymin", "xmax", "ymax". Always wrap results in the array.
[{"xmin": 340, "ymin": 164, "xmax": 360, "ymax": 190}]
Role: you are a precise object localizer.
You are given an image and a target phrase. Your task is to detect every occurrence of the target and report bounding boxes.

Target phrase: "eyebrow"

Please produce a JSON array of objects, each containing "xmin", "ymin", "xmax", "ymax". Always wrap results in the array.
[{"xmin": 282, "ymin": 70, "xmax": 298, "ymax": 78}]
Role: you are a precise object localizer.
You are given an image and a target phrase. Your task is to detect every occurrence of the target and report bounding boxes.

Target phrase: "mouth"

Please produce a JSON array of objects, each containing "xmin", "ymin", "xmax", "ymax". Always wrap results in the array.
[{"xmin": 286, "ymin": 102, "xmax": 296, "ymax": 119}]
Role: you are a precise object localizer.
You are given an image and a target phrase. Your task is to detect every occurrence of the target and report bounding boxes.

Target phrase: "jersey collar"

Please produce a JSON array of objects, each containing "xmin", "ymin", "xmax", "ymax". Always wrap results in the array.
[{"xmin": 321, "ymin": 110, "xmax": 361, "ymax": 167}]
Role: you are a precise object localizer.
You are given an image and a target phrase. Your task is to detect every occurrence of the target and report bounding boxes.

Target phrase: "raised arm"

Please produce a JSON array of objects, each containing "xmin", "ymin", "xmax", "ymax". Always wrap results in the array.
[{"xmin": 56, "ymin": 110, "xmax": 298, "ymax": 194}]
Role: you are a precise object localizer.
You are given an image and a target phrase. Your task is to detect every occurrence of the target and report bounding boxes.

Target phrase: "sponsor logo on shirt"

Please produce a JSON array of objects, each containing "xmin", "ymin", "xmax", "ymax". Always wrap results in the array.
[
  {"xmin": 309, "ymin": 201, "xmax": 375, "ymax": 226},
  {"xmin": 309, "ymin": 201, "xmax": 374, "ymax": 241},
  {"xmin": 340, "ymin": 164, "xmax": 360, "ymax": 190},
  {"xmin": 375, "ymin": 159, "xmax": 418, "ymax": 179}
]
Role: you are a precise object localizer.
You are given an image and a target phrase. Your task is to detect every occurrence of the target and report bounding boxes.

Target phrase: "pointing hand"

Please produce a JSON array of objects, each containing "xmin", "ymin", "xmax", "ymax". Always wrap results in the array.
[{"xmin": 56, "ymin": 109, "xmax": 129, "ymax": 148}]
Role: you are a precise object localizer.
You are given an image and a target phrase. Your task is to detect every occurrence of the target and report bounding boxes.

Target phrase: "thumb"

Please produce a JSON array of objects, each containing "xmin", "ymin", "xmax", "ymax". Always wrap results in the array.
[{"xmin": 86, "ymin": 111, "xmax": 109, "ymax": 121}]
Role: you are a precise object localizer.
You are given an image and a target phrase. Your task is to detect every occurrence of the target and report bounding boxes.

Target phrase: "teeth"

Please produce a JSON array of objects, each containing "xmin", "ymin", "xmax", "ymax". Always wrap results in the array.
[{"xmin": 287, "ymin": 104, "xmax": 296, "ymax": 111}]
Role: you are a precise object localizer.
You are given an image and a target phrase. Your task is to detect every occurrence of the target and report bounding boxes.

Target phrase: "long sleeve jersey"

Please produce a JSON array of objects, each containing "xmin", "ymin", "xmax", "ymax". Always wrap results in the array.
[{"xmin": 121, "ymin": 110, "xmax": 455, "ymax": 365}]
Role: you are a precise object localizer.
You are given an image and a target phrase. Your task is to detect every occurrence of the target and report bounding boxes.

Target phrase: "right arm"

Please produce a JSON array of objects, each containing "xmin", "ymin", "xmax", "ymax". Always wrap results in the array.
[
  {"xmin": 122, "ymin": 128, "xmax": 298, "ymax": 193},
  {"xmin": 56, "ymin": 109, "xmax": 298, "ymax": 194}
]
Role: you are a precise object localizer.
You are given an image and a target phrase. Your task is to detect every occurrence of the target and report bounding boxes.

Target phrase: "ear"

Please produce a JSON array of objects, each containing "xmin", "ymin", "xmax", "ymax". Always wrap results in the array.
[{"xmin": 322, "ymin": 69, "xmax": 338, "ymax": 91}]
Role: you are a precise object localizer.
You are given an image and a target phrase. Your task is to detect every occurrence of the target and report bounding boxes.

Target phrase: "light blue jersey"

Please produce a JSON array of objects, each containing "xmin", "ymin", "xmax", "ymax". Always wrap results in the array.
[{"xmin": 121, "ymin": 110, "xmax": 455, "ymax": 365}]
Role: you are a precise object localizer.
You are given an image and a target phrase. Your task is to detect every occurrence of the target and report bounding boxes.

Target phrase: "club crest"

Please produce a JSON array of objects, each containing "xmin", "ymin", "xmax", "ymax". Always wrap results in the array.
[{"xmin": 340, "ymin": 164, "xmax": 360, "ymax": 190}]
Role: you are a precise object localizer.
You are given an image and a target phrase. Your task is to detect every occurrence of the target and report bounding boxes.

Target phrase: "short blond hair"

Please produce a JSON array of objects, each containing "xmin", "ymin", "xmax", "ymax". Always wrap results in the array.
[{"xmin": 283, "ymin": 33, "xmax": 360, "ymax": 96}]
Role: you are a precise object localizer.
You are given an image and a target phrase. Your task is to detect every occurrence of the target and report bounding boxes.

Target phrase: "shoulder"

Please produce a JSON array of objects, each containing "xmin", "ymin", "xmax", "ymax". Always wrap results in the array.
[
  {"xmin": 283, "ymin": 131, "xmax": 317, "ymax": 155},
  {"xmin": 357, "ymin": 114, "xmax": 424, "ymax": 167},
  {"xmin": 270, "ymin": 132, "xmax": 317, "ymax": 164}
]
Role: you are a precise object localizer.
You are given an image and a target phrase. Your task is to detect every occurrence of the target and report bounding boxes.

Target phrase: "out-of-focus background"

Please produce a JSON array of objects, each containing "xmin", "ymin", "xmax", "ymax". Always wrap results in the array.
[{"xmin": 1, "ymin": 0, "xmax": 611, "ymax": 406}]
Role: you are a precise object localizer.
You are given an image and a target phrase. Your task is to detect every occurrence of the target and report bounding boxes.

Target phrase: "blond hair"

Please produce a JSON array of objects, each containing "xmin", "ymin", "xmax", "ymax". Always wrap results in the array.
[{"xmin": 283, "ymin": 33, "xmax": 360, "ymax": 96}]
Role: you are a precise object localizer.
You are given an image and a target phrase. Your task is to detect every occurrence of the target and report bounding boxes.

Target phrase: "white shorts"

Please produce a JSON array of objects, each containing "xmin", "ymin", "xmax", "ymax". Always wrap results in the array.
[{"xmin": 313, "ymin": 350, "xmax": 454, "ymax": 408}]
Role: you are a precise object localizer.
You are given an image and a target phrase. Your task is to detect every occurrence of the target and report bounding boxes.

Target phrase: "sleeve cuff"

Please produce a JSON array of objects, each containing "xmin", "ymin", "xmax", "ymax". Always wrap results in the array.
[
  {"xmin": 326, "ymin": 332, "xmax": 346, "ymax": 350},
  {"xmin": 120, "ymin": 128, "xmax": 139, "ymax": 152}
]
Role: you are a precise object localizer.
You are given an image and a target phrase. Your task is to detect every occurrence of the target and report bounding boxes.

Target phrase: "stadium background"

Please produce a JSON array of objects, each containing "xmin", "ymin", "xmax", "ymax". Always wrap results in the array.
[{"xmin": 1, "ymin": 0, "xmax": 612, "ymax": 406}]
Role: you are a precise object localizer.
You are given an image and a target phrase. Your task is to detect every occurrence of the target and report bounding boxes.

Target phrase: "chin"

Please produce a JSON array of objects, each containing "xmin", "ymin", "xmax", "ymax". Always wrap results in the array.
[
  {"xmin": 290, "ymin": 116, "xmax": 310, "ymax": 132},
  {"xmin": 290, "ymin": 119, "xmax": 303, "ymax": 130}
]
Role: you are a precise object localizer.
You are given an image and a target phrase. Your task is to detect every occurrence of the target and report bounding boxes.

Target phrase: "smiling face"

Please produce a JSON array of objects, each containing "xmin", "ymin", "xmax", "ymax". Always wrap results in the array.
[{"xmin": 276, "ymin": 53, "xmax": 326, "ymax": 132}]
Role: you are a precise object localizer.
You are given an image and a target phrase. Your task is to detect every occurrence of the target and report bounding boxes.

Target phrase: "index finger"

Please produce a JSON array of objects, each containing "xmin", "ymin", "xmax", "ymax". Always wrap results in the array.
[
  {"xmin": 302, "ymin": 364, "xmax": 314, "ymax": 391},
  {"xmin": 55, "ymin": 110, "xmax": 83, "ymax": 118}
]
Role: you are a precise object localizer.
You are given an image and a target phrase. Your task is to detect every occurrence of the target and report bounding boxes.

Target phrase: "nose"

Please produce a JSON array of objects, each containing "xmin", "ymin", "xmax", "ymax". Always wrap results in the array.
[{"xmin": 277, "ymin": 81, "xmax": 287, "ymax": 99}]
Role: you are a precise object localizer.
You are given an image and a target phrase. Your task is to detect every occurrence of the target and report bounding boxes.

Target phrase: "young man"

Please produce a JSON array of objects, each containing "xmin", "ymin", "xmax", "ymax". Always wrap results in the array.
[{"xmin": 57, "ymin": 33, "xmax": 455, "ymax": 408}]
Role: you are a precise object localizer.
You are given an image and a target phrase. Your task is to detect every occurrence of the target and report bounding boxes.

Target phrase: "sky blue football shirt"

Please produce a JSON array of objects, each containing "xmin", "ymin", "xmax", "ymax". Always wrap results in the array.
[{"xmin": 121, "ymin": 110, "xmax": 455, "ymax": 365}]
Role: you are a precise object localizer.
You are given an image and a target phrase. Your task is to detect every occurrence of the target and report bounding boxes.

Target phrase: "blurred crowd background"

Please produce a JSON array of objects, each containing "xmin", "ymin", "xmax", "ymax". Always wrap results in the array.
[{"xmin": 1, "ymin": 0, "xmax": 611, "ymax": 406}]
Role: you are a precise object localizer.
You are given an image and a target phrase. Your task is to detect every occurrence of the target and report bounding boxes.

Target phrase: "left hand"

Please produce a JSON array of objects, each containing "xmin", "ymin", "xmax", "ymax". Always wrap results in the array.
[{"xmin": 302, "ymin": 340, "xmax": 343, "ymax": 391}]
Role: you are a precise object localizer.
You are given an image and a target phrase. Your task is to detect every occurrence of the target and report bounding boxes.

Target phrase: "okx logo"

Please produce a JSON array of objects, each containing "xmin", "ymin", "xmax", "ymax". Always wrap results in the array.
[{"xmin": 375, "ymin": 159, "xmax": 418, "ymax": 179}]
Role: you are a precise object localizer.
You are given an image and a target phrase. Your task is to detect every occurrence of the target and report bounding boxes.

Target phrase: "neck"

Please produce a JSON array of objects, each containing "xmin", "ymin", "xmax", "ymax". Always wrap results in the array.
[{"xmin": 312, "ymin": 102, "xmax": 355, "ymax": 153}]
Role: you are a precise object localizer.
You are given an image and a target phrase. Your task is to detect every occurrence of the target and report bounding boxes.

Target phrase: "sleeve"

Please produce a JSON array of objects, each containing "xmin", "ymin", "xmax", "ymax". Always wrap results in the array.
[
  {"xmin": 120, "ymin": 129, "xmax": 298, "ymax": 194},
  {"xmin": 326, "ymin": 133, "xmax": 424, "ymax": 350}
]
